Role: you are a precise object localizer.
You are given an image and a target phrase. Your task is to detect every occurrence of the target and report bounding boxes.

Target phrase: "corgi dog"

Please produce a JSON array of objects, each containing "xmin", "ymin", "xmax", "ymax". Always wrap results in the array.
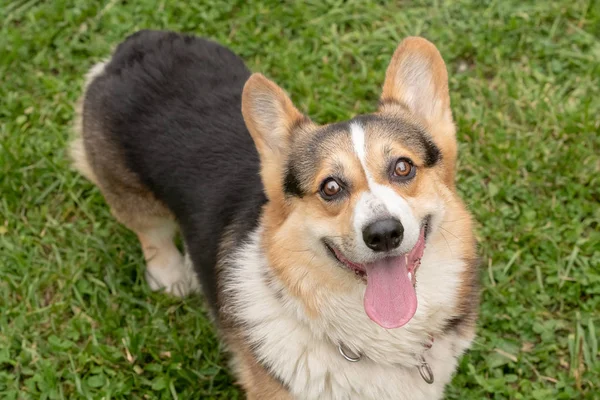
[{"xmin": 70, "ymin": 30, "xmax": 479, "ymax": 400}]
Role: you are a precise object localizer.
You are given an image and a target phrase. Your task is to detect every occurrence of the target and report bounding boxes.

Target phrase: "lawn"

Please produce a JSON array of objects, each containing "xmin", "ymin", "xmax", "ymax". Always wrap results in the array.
[{"xmin": 1, "ymin": 0, "xmax": 599, "ymax": 399}]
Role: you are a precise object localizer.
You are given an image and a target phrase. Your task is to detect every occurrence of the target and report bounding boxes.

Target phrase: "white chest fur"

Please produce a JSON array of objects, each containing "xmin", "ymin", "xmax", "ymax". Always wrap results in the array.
[{"xmin": 223, "ymin": 230, "xmax": 473, "ymax": 400}]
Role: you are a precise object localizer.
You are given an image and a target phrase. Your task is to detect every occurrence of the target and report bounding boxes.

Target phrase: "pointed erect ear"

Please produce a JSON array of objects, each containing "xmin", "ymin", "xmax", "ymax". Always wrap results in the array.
[
  {"xmin": 242, "ymin": 73, "xmax": 309, "ymax": 205},
  {"xmin": 242, "ymin": 73, "xmax": 305, "ymax": 162},
  {"xmin": 380, "ymin": 37, "xmax": 452, "ymax": 126}
]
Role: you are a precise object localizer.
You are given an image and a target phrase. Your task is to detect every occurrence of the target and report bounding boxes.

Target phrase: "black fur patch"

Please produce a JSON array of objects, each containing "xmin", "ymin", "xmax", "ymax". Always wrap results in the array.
[
  {"xmin": 83, "ymin": 30, "xmax": 263, "ymax": 314},
  {"xmin": 442, "ymin": 315, "xmax": 467, "ymax": 334},
  {"xmin": 283, "ymin": 165, "xmax": 305, "ymax": 198},
  {"xmin": 420, "ymin": 137, "xmax": 442, "ymax": 167}
]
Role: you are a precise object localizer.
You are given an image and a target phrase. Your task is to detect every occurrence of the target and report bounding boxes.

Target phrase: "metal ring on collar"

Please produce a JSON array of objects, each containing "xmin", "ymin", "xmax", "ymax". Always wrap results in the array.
[
  {"xmin": 338, "ymin": 343, "xmax": 362, "ymax": 362},
  {"xmin": 417, "ymin": 355, "xmax": 435, "ymax": 384}
]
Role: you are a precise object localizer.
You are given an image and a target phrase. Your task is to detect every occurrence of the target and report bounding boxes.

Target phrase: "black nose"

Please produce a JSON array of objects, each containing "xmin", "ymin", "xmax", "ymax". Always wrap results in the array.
[{"xmin": 362, "ymin": 218, "xmax": 404, "ymax": 252}]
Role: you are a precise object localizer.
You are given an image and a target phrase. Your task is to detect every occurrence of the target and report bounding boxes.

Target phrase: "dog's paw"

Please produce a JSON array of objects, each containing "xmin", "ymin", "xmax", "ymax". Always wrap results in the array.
[{"xmin": 145, "ymin": 254, "xmax": 200, "ymax": 297}]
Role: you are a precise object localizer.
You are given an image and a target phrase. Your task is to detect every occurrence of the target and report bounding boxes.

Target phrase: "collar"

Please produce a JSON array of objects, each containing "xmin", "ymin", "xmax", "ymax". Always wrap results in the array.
[{"xmin": 337, "ymin": 334, "xmax": 435, "ymax": 384}]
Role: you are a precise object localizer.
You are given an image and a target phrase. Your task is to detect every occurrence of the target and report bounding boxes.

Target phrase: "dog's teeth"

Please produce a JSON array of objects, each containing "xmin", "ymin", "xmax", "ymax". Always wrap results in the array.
[{"xmin": 408, "ymin": 272, "xmax": 412, "ymax": 281}]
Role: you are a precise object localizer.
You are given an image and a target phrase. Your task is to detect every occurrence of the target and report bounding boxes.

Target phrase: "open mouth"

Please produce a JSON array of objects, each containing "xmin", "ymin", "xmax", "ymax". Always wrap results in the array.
[
  {"xmin": 325, "ymin": 244, "xmax": 368, "ymax": 279},
  {"xmin": 324, "ymin": 217, "xmax": 431, "ymax": 329}
]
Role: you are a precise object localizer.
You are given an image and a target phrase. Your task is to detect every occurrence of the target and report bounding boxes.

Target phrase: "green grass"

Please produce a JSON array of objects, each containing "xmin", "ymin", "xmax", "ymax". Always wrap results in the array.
[{"xmin": 1, "ymin": 0, "xmax": 599, "ymax": 398}]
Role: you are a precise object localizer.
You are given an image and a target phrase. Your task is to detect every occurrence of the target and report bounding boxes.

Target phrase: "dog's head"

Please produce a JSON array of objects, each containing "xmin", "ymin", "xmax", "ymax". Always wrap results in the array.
[{"xmin": 242, "ymin": 37, "xmax": 468, "ymax": 329}]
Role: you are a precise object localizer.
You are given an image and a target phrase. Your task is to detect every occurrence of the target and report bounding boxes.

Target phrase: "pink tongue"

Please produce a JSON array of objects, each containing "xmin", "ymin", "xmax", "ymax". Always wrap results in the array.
[{"xmin": 364, "ymin": 256, "xmax": 417, "ymax": 329}]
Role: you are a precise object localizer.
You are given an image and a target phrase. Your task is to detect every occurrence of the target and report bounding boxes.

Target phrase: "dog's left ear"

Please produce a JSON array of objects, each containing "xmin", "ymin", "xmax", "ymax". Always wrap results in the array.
[
  {"xmin": 380, "ymin": 37, "xmax": 457, "ymax": 185},
  {"xmin": 242, "ymin": 73, "xmax": 307, "ymax": 202}
]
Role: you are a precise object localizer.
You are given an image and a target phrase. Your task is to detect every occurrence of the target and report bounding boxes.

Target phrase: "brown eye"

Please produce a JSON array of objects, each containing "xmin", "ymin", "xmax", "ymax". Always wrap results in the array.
[
  {"xmin": 392, "ymin": 158, "xmax": 416, "ymax": 180},
  {"xmin": 320, "ymin": 178, "xmax": 343, "ymax": 200}
]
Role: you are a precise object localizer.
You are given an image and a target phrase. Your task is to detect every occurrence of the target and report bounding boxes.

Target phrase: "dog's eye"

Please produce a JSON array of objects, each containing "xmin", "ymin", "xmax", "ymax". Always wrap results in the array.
[
  {"xmin": 320, "ymin": 178, "xmax": 343, "ymax": 200},
  {"xmin": 392, "ymin": 158, "xmax": 416, "ymax": 180}
]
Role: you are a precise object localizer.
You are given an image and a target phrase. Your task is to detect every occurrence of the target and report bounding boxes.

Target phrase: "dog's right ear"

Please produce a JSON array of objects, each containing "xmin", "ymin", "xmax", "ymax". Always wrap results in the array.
[
  {"xmin": 242, "ymin": 73, "xmax": 305, "ymax": 161},
  {"xmin": 242, "ymin": 73, "xmax": 307, "ymax": 202}
]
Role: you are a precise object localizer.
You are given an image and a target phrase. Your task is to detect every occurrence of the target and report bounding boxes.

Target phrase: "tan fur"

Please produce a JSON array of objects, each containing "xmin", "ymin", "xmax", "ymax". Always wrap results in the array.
[
  {"xmin": 69, "ymin": 63, "xmax": 191, "ymax": 299},
  {"xmin": 251, "ymin": 122, "xmax": 374, "ymax": 317},
  {"xmin": 261, "ymin": 202, "xmax": 360, "ymax": 318},
  {"xmin": 68, "ymin": 61, "xmax": 110, "ymax": 185},
  {"xmin": 70, "ymin": 99, "xmax": 99, "ymax": 185},
  {"xmin": 71, "ymin": 93, "xmax": 173, "ymax": 233},
  {"xmin": 440, "ymin": 197, "xmax": 479, "ymax": 338},
  {"xmin": 242, "ymin": 74, "xmax": 349, "ymax": 317},
  {"xmin": 226, "ymin": 332, "xmax": 292, "ymax": 400}
]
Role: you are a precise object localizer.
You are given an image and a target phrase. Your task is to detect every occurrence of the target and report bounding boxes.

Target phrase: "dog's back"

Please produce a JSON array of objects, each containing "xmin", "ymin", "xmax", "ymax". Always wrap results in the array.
[{"xmin": 71, "ymin": 30, "xmax": 264, "ymax": 310}]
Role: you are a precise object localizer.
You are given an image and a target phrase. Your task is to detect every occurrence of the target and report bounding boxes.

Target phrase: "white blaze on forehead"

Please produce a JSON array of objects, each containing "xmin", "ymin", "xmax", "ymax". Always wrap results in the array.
[
  {"xmin": 350, "ymin": 122, "xmax": 367, "ymax": 163},
  {"xmin": 349, "ymin": 122, "xmax": 420, "ymax": 253}
]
